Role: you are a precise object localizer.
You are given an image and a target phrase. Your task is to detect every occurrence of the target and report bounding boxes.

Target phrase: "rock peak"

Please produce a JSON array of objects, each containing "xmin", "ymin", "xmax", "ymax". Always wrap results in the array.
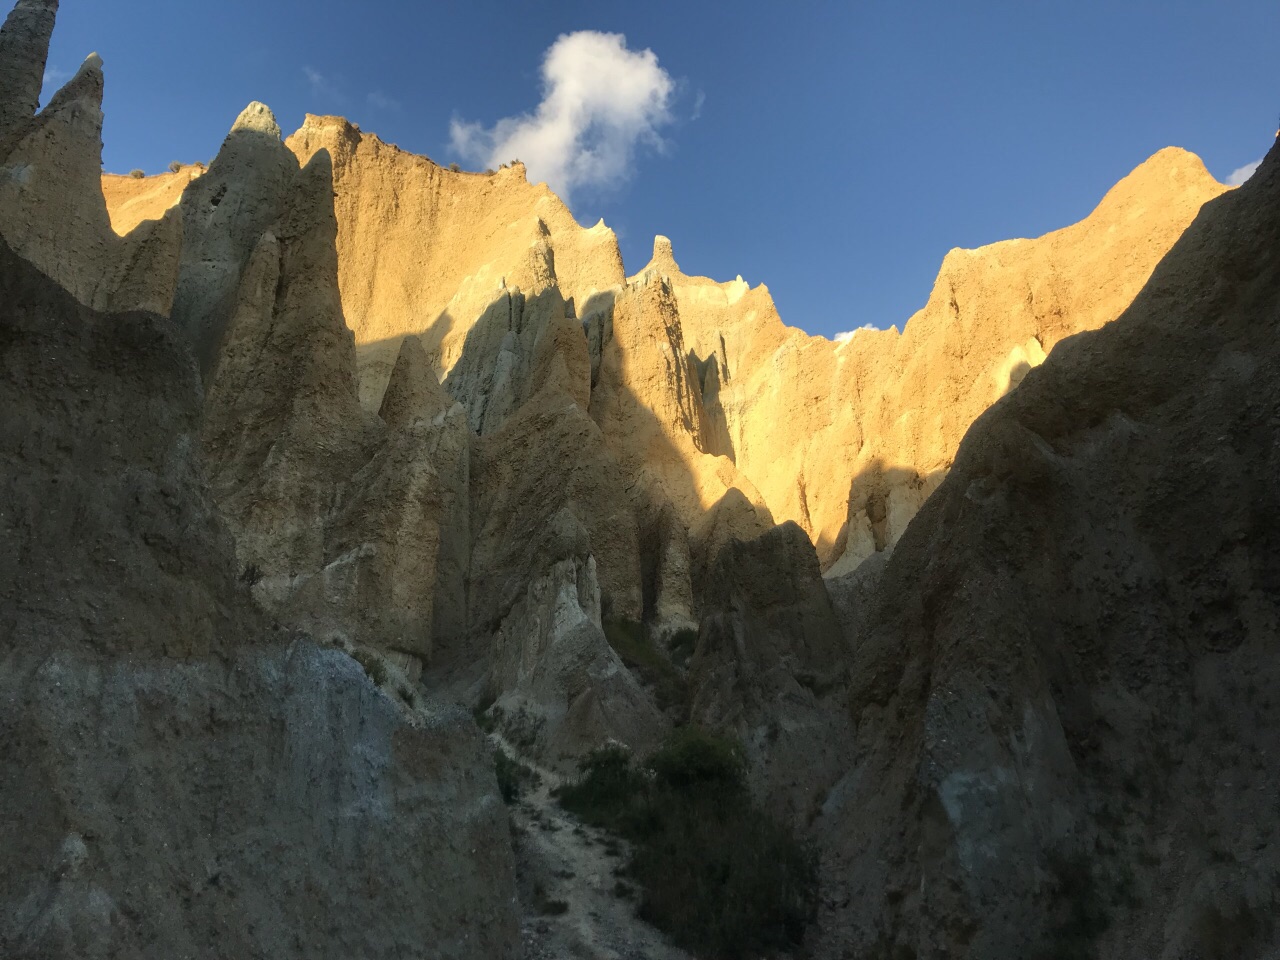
[
  {"xmin": 231, "ymin": 101, "xmax": 281, "ymax": 139},
  {"xmin": 651, "ymin": 235, "xmax": 679, "ymax": 274},
  {"xmin": 0, "ymin": 0, "xmax": 58, "ymax": 135},
  {"xmin": 302, "ymin": 113, "xmax": 359, "ymax": 134},
  {"xmin": 41, "ymin": 48, "xmax": 103, "ymax": 116}
]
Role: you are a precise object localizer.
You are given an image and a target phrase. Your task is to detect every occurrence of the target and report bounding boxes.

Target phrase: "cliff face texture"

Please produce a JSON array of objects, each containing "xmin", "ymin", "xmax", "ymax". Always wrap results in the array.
[
  {"xmin": 0, "ymin": 226, "xmax": 520, "ymax": 960},
  {"xmin": 4, "ymin": 0, "xmax": 1277, "ymax": 956},
  {"xmin": 285, "ymin": 115, "xmax": 626, "ymax": 410},
  {"xmin": 107, "ymin": 125, "xmax": 1226, "ymax": 583},
  {"xmin": 101, "ymin": 163, "xmax": 203, "ymax": 235},
  {"xmin": 0, "ymin": 7, "xmax": 180, "ymax": 318},
  {"xmin": 632, "ymin": 151, "xmax": 1228, "ymax": 571},
  {"xmin": 0, "ymin": 9, "xmax": 518, "ymax": 959},
  {"xmin": 815, "ymin": 140, "xmax": 1280, "ymax": 959}
]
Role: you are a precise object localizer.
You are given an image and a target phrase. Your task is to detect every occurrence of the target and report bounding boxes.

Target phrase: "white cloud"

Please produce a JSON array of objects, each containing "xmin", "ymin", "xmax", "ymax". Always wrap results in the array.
[
  {"xmin": 303, "ymin": 66, "xmax": 346, "ymax": 104},
  {"xmin": 1224, "ymin": 158, "xmax": 1261, "ymax": 186},
  {"xmin": 39, "ymin": 66, "xmax": 68, "ymax": 105},
  {"xmin": 367, "ymin": 91, "xmax": 401, "ymax": 112},
  {"xmin": 833, "ymin": 324, "xmax": 877, "ymax": 343},
  {"xmin": 692, "ymin": 89, "xmax": 706, "ymax": 121},
  {"xmin": 450, "ymin": 31, "xmax": 675, "ymax": 203}
]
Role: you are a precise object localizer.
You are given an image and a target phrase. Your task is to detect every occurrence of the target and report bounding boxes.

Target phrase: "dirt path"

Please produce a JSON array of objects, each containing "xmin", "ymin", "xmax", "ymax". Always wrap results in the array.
[{"xmin": 491, "ymin": 736, "xmax": 692, "ymax": 960}]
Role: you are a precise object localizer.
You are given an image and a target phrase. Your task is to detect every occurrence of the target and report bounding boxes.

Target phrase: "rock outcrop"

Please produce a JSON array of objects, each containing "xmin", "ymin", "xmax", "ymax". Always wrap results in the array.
[
  {"xmin": 486, "ymin": 508, "xmax": 666, "ymax": 765},
  {"xmin": 588, "ymin": 273, "xmax": 773, "ymax": 540},
  {"xmin": 101, "ymin": 163, "xmax": 203, "ymax": 236},
  {"xmin": 103, "ymin": 122, "xmax": 1226, "ymax": 591},
  {"xmin": 0, "ymin": 233, "xmax": 520, "ymax": 960},
  {"xmin": 192, "ymin": 108, "xmax": 477, "ymax": 672},
  {"xmin": 0, "ymin": 234, "xmax": 244, "ymax": 660},
  {"xmin": 285, "ymin": 114, "xmax": 626, "ymax": 409},
  {"xmin": 631, "ymin": 152, "xmax": 1229, "ymax": 571},
  {"xmin": 814, "ymin": 138, "xmax": 1280, "ymax": 960},
  {"xmin": 172, "ymin": 101, "xmax": 300, "ymax": 378},
  {"xmin": 0, "ymin": 48, "xmax": 181, "ymax": 315},
  {"xmin": 0, "ymin": 0, "xmax": 55, "ymax": 138},
  {"xmin": 690, "ymin": 520, "xmax": 855, "ymax": 822}
]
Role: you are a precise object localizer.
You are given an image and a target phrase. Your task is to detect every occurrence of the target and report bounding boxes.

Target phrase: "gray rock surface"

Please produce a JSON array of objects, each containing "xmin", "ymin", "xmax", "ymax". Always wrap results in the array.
[
  {"xmin": 0, "ymin": 0, "xmax": 55, "ymax": 138},
  {"xmin": 172, "ymin": 101, "xmax": 299, "ymax": 377},
  {"xmin": 487, "ymin": 508, "xmax": 666, "ymax": 765},
  {"xmin": 0, "ymin": 48, "xmax": 181, "ymax": 315},
  {"xmin": 814, "ymin": 138, "xmax": 1280, "ymax": 960},
  {"xmin": 0, "ymin": 232, "xmax": 521, "ymax": 960},
  {"xmin": 2, "ymin": 644, "xmax": 520, "ymax": 960},
  {"xmin": 690, "ymin": 521, "xmax": 855, "ymax": 821}
]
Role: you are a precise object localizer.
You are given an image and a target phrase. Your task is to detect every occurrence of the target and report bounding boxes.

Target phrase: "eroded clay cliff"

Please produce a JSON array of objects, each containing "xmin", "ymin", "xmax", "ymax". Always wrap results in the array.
[
  {"xmin": 0, "ymin": 235, "xmax": 520, "ymax": 960},
  {"xmin": 0, "ymin": 11, "xmax": 521, "ymax": 958},
  {"xmin": 814, "ymin": 138, "xmax": 1280, "ymax": 960}
]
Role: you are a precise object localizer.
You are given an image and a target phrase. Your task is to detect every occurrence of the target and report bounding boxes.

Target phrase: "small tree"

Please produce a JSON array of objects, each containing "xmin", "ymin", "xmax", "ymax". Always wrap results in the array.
[
  {"xmin": 168, "ymin": 161, "xmax": 182, "ymax": 173},
  {"xmin": 448, "ymin": 162, "xmax": 461, "ymax": 172},
  {"xmin": 128, "ymin": 169, "xmax": 145, "ymax": 179}
]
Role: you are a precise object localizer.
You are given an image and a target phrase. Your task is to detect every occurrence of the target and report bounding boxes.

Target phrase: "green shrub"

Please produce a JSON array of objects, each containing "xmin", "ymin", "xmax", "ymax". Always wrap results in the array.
[
  {"xmin": 648, "ymin": 725, "xmax": 745, "ymax": 796},
  {"xmin": 603, "ymin": 618, "xmax": 689, "ymax": 714},
  {"xmin": 448, "ymin": 162, "xmax": 461, "ymax": 172},
  {"xmin": 128, "ymin": 169, "xmax": 145, "ymax": 179},
  {"xmin": 557, "ymin": 729, "xmax": 816, "ymax": 958},
  {"xmin": 493, "ymin": 748, "xmax": 536, "ymax": 805},
  {"xmin": 667, "ymin": 627, "xmax": 698, "ymax": 667},
  {"xmin": 556, "ymin": 744, "xmax": 649, "ymax": 828}
]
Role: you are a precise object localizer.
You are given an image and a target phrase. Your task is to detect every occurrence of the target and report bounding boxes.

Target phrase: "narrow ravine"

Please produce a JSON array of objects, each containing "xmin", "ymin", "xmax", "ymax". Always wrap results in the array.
[{"xmin": 490, "ymin": 736, "xmax": 692, "ymax": 960}]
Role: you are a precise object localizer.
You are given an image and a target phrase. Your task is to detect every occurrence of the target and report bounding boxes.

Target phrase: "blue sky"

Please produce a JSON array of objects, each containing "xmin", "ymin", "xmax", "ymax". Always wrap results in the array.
[{"xmin": 42, "ymin": 0, "xmax": 1279, "ymax": 339}]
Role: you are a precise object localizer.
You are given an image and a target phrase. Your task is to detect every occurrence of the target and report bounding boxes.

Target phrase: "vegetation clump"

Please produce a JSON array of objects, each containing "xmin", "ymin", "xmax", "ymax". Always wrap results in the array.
[
  {"xmin": 494, "ymin": 748, "xmax": 536, "ymax": 804},
  {"xmin": 557, "ymin": 727, "xmax": 817, "ymax": 959},
  {"xmin": 603, "ymin": 617, "xmax": 688, "ymax": 714}
]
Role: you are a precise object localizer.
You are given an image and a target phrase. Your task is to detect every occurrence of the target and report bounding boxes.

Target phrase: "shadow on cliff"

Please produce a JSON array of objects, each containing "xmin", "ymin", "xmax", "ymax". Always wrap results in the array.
[
  {"xmin": 355, "ymin": 273, "xmax": 869, "ymax": 825},
  {"xmin": 810, "ymin": 138, "xmax": 1280, "ymax": 959}
]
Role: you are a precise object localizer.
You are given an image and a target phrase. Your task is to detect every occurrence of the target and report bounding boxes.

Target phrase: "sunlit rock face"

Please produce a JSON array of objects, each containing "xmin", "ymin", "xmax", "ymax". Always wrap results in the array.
[
  {"xmin": 107, "ymin": 117, "xmax": 1224, "ymax": 583},
  {"xmin": 10, "ymin": 0, "xmax": 1275, "ymax": 956},
  {"xmin": 814, "ymin": 140, "xmax": 1280, "ymax": 960}
]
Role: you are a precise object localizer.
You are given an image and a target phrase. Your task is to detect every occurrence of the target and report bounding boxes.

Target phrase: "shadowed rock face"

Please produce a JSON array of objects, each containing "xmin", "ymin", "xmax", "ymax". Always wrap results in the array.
[
  {"xmin": 0, "ymin": 47, "xmax": 181, "ymax": 315},
  {"xmin": 0, "ymin": 0, "xmax": 56, "ymax": 138},
  {"xmin": 0, "ymin": 236, "xmax": 244, "ymax": 660},
  {"xmin": 0, "ymin": 7, "xmax": 520, "ymax": 956},
  {"xmin": 193, "ymin": 120, "xmax": 463, "ymax": 669},
  {"xmin": 690, "ymin": 519, "xmax": 856, "ymax": 822},
  {"xmin": 815, "ymin": 140, "xmax": 1280, "ymax": 960},
  {"xmin": 0, "ymin": 233, "xmax": 520, "ymax": 960},
  {"xmin": 172, "ymin": 102, "xmax": 299, "ymax": 379},
  {"xmin": 10, "ymin": 2, "xmax": 1279, "ymax": 957}
]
